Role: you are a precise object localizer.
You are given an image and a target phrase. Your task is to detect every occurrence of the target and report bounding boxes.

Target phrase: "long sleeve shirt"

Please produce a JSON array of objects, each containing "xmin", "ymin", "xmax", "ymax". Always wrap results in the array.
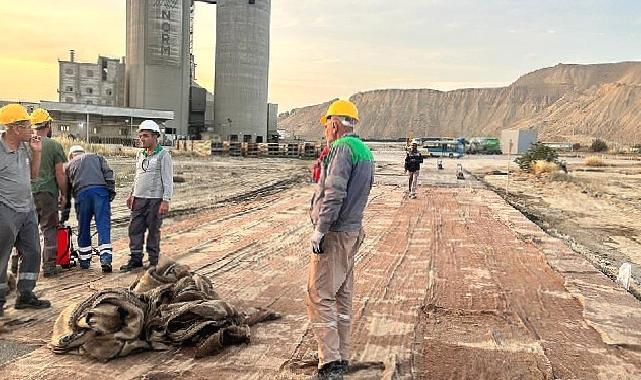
[
  {"xmin": 131, "ymin": 146, "xmax": 173, "ymax": 201},
  {"xmin": 310, "ymin": 134, "xmax": 375, "ymax": 234},
  {"xmin": 404, "ymin": 151, "xmax": 423, "ymax": 172},
  {"xmin": 65, "ymin": 153, "xmax": 114, "ymax": 198}
]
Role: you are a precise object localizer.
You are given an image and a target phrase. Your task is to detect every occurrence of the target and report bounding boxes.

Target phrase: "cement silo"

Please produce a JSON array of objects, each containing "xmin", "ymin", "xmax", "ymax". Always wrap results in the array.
[
  {"xmin": 214, "ymin": 0, "xmax": 271, "ymax": 142},
  {"xmin": 126, "ymin": 0, "xmax": 191, "ymax": 135}
]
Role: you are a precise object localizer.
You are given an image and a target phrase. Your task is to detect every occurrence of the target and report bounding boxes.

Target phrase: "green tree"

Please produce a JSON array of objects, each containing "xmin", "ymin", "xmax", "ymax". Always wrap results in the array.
[
  {"xmin": 514, "ymin": 143, "xmax": 559, "ymax": 171},
  {"xmin": 590, "ymin": 139, "xmax": 608, "ymax": 152}
]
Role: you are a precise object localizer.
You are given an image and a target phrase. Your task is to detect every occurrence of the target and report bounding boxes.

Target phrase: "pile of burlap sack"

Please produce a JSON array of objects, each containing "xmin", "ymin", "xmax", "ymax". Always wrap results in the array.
[{"xmin": 50, "ymin": 257, "xmax": 281, "ymax": 362}]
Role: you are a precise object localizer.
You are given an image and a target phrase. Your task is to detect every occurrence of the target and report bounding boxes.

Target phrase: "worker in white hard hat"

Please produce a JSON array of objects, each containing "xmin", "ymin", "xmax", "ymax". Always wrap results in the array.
[
  {"xmin": 307, "ymin": 99, "xmax": 375, "ymax": 380},
  {"xmin": 61, "ymin": 144, "xmax": 116, "ymax": 272},
  {"xmin": 121, "ymin": 120, "xmax": 173, "ymax": 272}
]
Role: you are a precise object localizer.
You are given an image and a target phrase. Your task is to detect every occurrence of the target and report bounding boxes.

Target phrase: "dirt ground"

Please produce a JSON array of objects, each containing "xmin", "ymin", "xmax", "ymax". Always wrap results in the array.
[
  {"xmin": 0, "ymin": 146, "xmax": 640, "ymax": 379},
  {"xmin": 464, "ymin": 153, "xmax": 641, "ymax": 299}
]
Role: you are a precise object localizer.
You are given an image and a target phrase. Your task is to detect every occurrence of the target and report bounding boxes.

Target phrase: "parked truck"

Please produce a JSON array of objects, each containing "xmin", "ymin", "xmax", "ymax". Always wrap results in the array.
[{"xmin": 466, "ymin": 137, "xmax": 502, "ymax": 154}]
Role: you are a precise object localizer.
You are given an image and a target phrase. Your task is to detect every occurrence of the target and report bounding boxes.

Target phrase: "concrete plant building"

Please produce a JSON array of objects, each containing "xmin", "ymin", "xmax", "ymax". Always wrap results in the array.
[
  {"xmin": 267, "ymin": 103, "xmax": 278, "ymax": 142},
  {"xmin": 59, "ymin": 51, "xmax": 125, "ymax": 107},
  {"xmin": 125, "ymin": 0, "xmax": 192, "ymax": 136},
  {"xmin": 52, "ymin": 0, "xmax": 274, "ymax": 143},
  {"xmin": 126, "ymin": 0, "xmax": 272, "ymax": 142},
  {"xmin": 214, "ymin": 0, "xmax": 271, "ymax": 142}
]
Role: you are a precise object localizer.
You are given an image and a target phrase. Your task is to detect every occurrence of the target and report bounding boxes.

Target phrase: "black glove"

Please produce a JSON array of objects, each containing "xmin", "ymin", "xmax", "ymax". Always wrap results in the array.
[
  {"xmin": 60, "ymin": 208, "xmax": 70, "ymax": 225},
  {"xmin": 106, "ymin": 181, "xmax": 116, "ymax": 202}
]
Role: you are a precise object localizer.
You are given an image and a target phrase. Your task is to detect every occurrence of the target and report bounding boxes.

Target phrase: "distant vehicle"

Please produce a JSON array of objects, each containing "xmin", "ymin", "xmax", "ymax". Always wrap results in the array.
[
  {"xmin": 422, "ymin": 138, "xmax": 465, "ymax": 158},
  {"xmin": 467, "ymin": 137, "xmax": 502, "ymax": 154}
]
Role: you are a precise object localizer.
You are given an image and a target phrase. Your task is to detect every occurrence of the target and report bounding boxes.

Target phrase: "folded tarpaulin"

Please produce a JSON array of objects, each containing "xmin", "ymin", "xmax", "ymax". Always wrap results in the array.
[{"xmin": 50, "ymin": 256, "xmax": 281, "ymax": 362}]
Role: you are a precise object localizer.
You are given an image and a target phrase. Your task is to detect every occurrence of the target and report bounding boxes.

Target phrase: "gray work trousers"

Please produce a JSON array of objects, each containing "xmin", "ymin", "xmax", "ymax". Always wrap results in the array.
[
  {"xmin": 305, "ymin": 229, "xmax": 364, "ymax": 368},
  {"xmin": 0, "ymin": 203, "xmax": 41, "ymax": 308},
  {"xmin": 11, "ymin": 192, "xmax": 59, "ymax": 273},
  {"xmin": 128, "ymin": 197, "xmax": 163, "ymax": 264}
]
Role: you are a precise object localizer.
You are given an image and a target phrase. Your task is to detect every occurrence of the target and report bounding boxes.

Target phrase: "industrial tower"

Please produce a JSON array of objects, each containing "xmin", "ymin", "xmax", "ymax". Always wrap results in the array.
[{"xmin": 126, "ymin": 0, "xmax": 271, "ymax": 142}]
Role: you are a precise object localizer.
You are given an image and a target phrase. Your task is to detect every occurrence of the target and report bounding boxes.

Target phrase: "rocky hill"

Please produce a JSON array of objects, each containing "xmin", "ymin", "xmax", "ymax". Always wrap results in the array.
[{"xmin": 278, "ymin": 62, "xmax": 641, "ymax": 145}]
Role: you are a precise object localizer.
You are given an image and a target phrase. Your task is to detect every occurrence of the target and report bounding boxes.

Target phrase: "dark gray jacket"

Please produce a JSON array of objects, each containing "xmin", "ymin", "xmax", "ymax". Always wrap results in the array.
[
  {"xmin": 310, "ymin": 134, "xmax": 375, "ymax": 234},
  {"xmin": 65, "ymin": 153, "xmax": 115, "ymax": 199}
]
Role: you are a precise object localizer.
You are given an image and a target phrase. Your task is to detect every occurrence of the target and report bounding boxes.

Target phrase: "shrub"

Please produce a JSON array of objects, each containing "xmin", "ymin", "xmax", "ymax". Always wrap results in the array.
[
  {"xmin": 591, "ymin": 139, "xmax": 608, "ymax": 152},
  {"xmin": 584, "ymin": 155, "xmax": 605, "ymax": 166},
  {"xmin": 532, "ymin": 160, "xmax": 559, "ymax": 175},
  {"xmin": 514, "ymin": 143, "xmax": 559, "ymax": 171}
]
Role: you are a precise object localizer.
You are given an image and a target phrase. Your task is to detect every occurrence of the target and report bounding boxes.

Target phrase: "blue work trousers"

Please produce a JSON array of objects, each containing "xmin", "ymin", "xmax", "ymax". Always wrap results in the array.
[{"xmin": 75, "ymin": 187, "xmax": 112, "ymax": 266}]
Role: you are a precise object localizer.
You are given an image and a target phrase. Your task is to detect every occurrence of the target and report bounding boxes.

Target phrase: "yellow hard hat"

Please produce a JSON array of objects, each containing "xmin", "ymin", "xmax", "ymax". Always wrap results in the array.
[
  {"xmin": 31, "ymin": 108, "xmax": 53, "ymax": 126},
  {"xmin": 0, "ymin": 104, "xmax": 31, "ymax": 126},
  {"xmin": 320, "ymin": 99, "xmax": 360, "ymax": 125}
]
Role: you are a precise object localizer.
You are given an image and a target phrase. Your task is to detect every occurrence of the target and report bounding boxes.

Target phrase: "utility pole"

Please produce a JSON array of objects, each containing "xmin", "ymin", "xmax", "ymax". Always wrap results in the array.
[{"xmin": 86, "ymin": 113, "xmax": 89, "ymax": 143}]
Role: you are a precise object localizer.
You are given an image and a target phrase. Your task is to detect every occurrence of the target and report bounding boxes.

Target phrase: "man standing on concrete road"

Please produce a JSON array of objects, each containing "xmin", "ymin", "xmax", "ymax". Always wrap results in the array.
[
  {"xmin": 307, "ymin": 99, "xmax": 375, "ymax": 380},
  {"xmin": 0, "ymin": 104, "xmax": 51, "ymax": 316},
  {"xmin": 404, "ymin": 142, "xmax": 423, "ymax": 198},
  {"xmin": 120, "ymin": 120, "xmax": 173, "ymax": 272},
  {"xmin": 18, "ymin": 108, "xmax": 67, "ymax": 277},
  {"xmin": 61, "ymin": 145, "xmax": 116, "ymax": 273}
]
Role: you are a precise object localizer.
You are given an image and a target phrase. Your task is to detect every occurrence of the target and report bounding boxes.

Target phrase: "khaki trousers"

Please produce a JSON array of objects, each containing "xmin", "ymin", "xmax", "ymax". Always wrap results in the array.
[
  {"xmin": 408, "ymin": 170, "xmax": 419, "ymax": 194},
  {"xmin": 306, "ymin": 229, "xmax": 364, "ymax": 367}
]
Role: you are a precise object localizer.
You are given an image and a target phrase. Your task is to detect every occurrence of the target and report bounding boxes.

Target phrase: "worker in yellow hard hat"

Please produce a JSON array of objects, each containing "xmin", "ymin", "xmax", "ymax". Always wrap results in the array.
[
  {"xmin": 0, "ymin": 104, "xmax": 51, "ymax": 316},
  {"xmin": 307, "ymin": 99, "xmax": 374, "ymax": 380},
  {"xmin": 14, "ymin": 108, "xmax": 67, "ymax": 277}
]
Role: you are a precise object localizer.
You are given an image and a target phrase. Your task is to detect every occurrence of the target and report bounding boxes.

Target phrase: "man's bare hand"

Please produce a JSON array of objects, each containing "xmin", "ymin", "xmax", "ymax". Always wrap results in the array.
[
  {"xmin": 159, "ymin": 201, "xmax": 170, "ymax": 215},
  {"xmin": 30, "ymin": 136, "xmax": 42, "ymax": 152},
  {"xmin": 127, "ymin": 196, "xmax": 134, "ymax": 210}
]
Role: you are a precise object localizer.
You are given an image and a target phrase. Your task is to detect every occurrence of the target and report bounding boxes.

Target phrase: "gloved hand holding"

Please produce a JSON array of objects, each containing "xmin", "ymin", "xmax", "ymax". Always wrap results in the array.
[
  {"xmin": 311, "ymin": 230, "xmax": 325, "ymax": 254},
  {"xmin": 60, "ymin": 208, "xmax": 70, "ymax": 225}
]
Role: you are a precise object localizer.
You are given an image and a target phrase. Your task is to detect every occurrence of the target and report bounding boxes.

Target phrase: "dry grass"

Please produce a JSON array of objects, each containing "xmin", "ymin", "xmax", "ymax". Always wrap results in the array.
[
  {"xmin": 532, "ymin": 160, "xmax": 559, "ymax": 175},
  {"xmin": 53, "ymin": 136, "xmax": 137, "ymax": 157},
  {"xmin": 585, "ymin": 155, "xmax": 606, "ymax": 166},
  {"xmin": 54, "ymin": 137, "xmax": 211, "ymax": 158},
  {"xmin": 170, "ymin": 149, "xmax": 201, "ymax": 157}
]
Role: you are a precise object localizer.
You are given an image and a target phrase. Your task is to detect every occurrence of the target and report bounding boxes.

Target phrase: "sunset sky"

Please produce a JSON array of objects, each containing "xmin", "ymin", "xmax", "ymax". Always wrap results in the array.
[{"xmin": 1, "ymin": 0, "xmax": 640, "ymax": 111}]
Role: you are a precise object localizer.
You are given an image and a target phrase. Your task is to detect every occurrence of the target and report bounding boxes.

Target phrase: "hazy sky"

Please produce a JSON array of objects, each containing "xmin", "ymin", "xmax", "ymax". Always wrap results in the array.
[{"xmin": 1, "ymin": 0, "xmax": 640, "ymax": 111}]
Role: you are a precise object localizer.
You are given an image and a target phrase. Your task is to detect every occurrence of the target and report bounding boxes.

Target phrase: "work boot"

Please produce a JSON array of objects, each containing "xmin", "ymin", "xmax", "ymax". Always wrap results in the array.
[
  {"xmin": 120, "ymin": 259, "xmax": 143, "ymax": 272},
  {"xmin": 101, "ymin": 263, "xmax": 113, "ymax": 273},
  {"xmin": 43, "ymin": 265, "xmax": 63, "ymax": 278},
  {"xmin": 310, "ymin": 361, "xmax": 344, "ymax": 380},
  {"xmin": 15, "ymin": 294, "xmax": 51, "ymax": 310}
]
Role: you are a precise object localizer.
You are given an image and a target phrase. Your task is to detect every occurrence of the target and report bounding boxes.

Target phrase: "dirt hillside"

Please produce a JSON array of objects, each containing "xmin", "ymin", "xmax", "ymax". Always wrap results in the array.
[{"xmin": 279, "ymin": 62, "xmax": 641, "ymax": 144}]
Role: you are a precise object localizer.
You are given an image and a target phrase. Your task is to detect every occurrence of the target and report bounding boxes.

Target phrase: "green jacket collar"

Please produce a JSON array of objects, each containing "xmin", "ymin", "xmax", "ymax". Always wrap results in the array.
[{"xmin": 142, "ymin": 144, "xmax": 162, "ymax": 157}]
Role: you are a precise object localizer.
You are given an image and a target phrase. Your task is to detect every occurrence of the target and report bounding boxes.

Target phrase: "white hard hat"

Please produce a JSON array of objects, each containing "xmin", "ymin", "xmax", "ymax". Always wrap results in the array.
[
  {"xmin": 69, "ymin": 145, "xmax": 85, "ymax": 154},
  {"xmin": 138, "ymin": 120, "xmax": 161, "ymax": 134}
]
